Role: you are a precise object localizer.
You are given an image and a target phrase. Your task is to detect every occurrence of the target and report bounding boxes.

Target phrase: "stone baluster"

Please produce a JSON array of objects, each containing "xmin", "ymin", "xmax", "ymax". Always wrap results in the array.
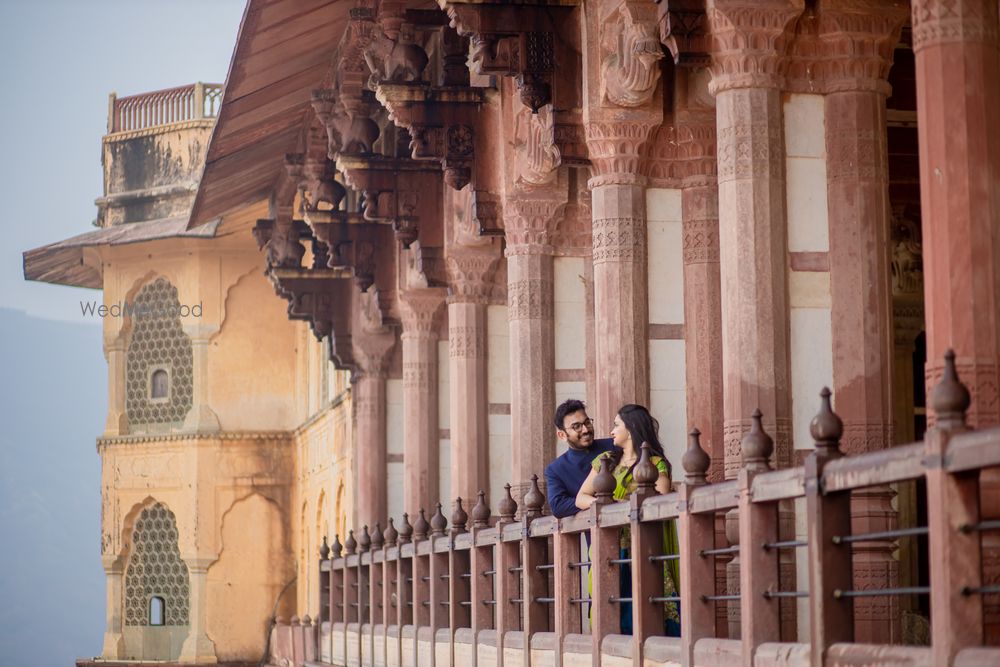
[{"xmin": 679, "ymin": 429, "xmax": 714, "ymax": 665}]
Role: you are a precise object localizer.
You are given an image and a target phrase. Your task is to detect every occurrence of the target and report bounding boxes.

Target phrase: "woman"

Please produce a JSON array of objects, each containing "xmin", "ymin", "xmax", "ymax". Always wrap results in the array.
[{"xmin": 576, "ymin": 404, "xmax": 681, "ymax": 636}]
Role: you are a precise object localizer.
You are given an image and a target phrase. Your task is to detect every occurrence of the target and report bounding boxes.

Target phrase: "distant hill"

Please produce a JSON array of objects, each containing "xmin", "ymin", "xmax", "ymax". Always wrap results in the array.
[{"xmin": 0, "ymin": 308, "xmax": 105, "ymax": 667}]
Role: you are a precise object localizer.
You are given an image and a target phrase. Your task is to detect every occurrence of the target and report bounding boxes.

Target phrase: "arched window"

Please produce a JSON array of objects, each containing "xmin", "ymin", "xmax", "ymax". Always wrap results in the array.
[
  {"xmin": 150, "ymin": 369, "xmax": 169, "ymax": 399},
  {"xmin": 148, "ymin": 596, "xmax": 165, "ymax": 626}
]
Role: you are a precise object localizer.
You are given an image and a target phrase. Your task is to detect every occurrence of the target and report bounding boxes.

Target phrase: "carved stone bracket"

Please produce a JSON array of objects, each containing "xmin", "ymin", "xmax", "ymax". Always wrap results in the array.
[
  {"xmin": 600, "ymin": 1, "xmax": 665, "ymax": 107},
  {"xmin": 656, "ymin": 0, "xmax": 710, "ymax": 66},
  {"xmin": 336, "ymin": 153, "xmax": 440, "ymax": 248},
  {"xmin": 514, "ymin": 104, "xmax": 562, "ymax": 186},
  {"xmin": 441, "ymin": 1, "xmax": 576, "ymax": 112},
  {"xmin": 375, "ymin": 83, "xmax": 484, "ymax": 191},
  {"xmin": 311, "ymin": 90, "xmax": 382, "ymax": 157}
]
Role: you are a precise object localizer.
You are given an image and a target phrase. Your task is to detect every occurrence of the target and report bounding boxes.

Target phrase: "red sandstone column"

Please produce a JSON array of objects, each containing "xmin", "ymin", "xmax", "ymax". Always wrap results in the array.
[
  {"xmin": 446, "ymin": 249, "xmax": 499, "ymax": 502},
  {"xmin": 706, "ymin": 0, "xmax": 802, "ymax": 476},
  {"xmin": 353, "ymin": 332, "xmax": 396, "ymax": 528},
  {"xmin": 819, "ymin": 1, "xmax": 908, "ymax": 643},
  {"xmin": 399, "ymin": 290, "xmax": 446, "ymax": 514},
  {"xmin": 581, "ymin": 0, "xmax": 662, "ymax": 424},
  {"xmin": 678, "ymin": 101, "xmax": 725, "ymax": 483},
  {"xmin": 505, "ymin": 195, "xmax": 564, "ymax": 502},
  {"xmin": 913, "ymin": 0, "xmax": 1000, "ymax": 637}
]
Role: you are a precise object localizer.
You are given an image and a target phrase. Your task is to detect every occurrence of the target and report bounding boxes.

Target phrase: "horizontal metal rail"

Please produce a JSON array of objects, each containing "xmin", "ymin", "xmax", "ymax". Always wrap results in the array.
[
  {"xmin": 649, "ymin": 554, "xmax": 680, "ymax": 562},
  {"xmin": 702, "ymin": 594, "xmax": 740, "ymax": 601},
  {"xmin": 764, "ymin": 539, "xmax": 807, "ymax": 550},
  {"xmin": 962, "ymin": 585, "xmax": 1000, "ymax": 596},
  {"xmin": 960, "ymin": 520, "xmax": 1000, "ymax": 533},
  {"xmin": 833, "ymin": 586, "xmax": 930, "ymax": 599},
  {"xmin": 701, "ymin": 546, "xmax": 739, "ymax": 557},
  {"xmin": 832, "ymin": 526, "xmax": 928, "ymax": 544},
  {"xmin": 649, "ymin": 596, "xmax": 681, "ymax": 603},
  {"xmin": 763, "ymin": 591, "xmax": 809, "ymax": 599}
]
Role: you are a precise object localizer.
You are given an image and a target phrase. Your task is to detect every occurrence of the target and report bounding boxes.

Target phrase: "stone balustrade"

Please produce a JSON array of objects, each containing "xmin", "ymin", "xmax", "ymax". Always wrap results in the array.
[{"xmin": 266, "ymin": 352, "xmax": 1000, "ymax": 667}]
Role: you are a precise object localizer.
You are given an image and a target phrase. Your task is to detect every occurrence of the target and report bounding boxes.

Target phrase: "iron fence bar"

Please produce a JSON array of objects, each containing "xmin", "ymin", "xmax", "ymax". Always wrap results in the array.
[
  {"xmin": 460, "ymin": 573, "xmax": 472, "ymax": 579},
  {"xmin": 701, "ymin": 594, "xmax": 740, "ymax": 601},
  {"xmin": 440, "ymin": 574, "xmax": 450, "ymax": 580},
  {"xmin": 763, "ymin": 591, "xmax": 809, "ymax": 599},
  {"xmin": 649, "ymin": 554, "xmax": 680, "ymax": 562},
  {"xmin": 535, "ymin": 597, "xmax": 555, "ymax": 603},
  {"xmin": 832, "ymin": 526, "xmax": 929, "ymax": 545},
  {"xmin": 960, "ymin": 520, "xmax": 1000, "ymax": 533},
  {"xmin": 833, "ymin": 586, "xmax": 930, "ymax": 599},
  {"xmin": 568, "ymin": 561, "xmax": 592, "ymax": 569},
  {"xmin": 609, "ymin": 596, "xmax": 632, "ymax": 603},
  {"xmin": 763, "ymin": 540, "xmax": 808, "ymax": 550},
  {"xmin": 700, "ymin": 546, "xmax": 739, "ymax": 557},
  {"xmin": 482, "ymin": 600, "xmax": 497, "ymax": 605},
  {"xmin": 508, "ymin": 566, "xmax": 524, "ymax": 573},
  {"xmin": 962, "ymin": 585, "xmax": 1000, "ymax": 596},
  {"xmin": 608, "ymin": 558, "xmax": 632, "ymax": 565},
  {"xmin": 568, "ymin": 598, "xmax": 589, "ymax": 604},
  {"xmin": 649, "ymin": 596, "xmax": 681, "ymax": 603},
  {"xmin": 421, "ymin": 576, "xmax": 430, "ymax": 582},
  {"xmin": 536, "ymin": 564, "xmax": 555, "ymax": 570},
  {"xmin": 459, "ymin": 601, "xmax": 473, "ymax": 607},
  {"xmin": 510, "ymin": 598, "xmax": 524, "ymax": 604},
  {"xmin": 483, "ymin": 570, "xmax": 496, "ymax": 576}
]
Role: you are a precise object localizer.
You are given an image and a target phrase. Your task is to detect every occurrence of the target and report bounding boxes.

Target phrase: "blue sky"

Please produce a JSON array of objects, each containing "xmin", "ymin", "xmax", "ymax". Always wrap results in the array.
[{"xmin": 0, "ymin": 2, "xmax": 245, "ymax": 665}]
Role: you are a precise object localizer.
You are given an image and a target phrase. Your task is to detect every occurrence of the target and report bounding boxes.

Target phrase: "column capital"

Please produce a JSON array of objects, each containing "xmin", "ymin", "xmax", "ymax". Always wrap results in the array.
[
  {"xmin": 912, "ymin": 0, "xmax": 1000, "ymax": 52},
  {"xmin": 503, "ymin": 193, "xmax": 567, "ymax": 253},
  {"xmin": 806, "ymin": 0, "xmax": 909, "ymax": 95},
  {"xmin": 677, "ymin": 107, "xmax": 718, "ymax": 186},
  {"xmin": 705, "ymin": 0, "xmax": 804, "ymax": 94},
  {"xmin": 584, "ymin": 116, "xmax": 662, "ymax": 187},
  {"xmin": 353, "ymin": 330, "xmax": 395, "ymax": 377},
  {"xmin": 399, "ymin": 288, "xmax": 446, "ymax": 337},
  {"xmin": 446, "ymin": 248, "xmax": 500, "ymax": 305}
]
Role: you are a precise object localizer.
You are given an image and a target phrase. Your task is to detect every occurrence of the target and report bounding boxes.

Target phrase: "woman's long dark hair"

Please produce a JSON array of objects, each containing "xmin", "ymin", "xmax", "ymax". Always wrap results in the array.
[{"xmin": 609, "ymin": 404, "xmax": 671, "ymax": 481}]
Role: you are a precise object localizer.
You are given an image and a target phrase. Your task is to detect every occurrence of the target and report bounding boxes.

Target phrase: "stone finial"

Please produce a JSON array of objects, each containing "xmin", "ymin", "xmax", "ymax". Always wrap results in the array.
[
  {"xmin": 431, "ymin": 503, "xmax": 448, "ymax": 537},
  {"xmin": 682, "ymin": 428, "xmax": 710, "ymax": 486},
  {"xmin": 740, "ymin": 409, "xmax": 774, "ymax": 472},
  {"xmin": 498, "ymin": 483, "xmax": 518, "ymax": 523},
  {"xmin": 931, "ymin": 349, "xmax": 971, "ymax": 430},
  {"xmin": 593, "ymin": 456, "xmax": 616, "ymax": 502},
  {"xmin": 320, "ymin": 536, "xmax": 331, "ymax": 560},
  {"xmin": 275, "ymin": 615, "xmax": 287, "ymax": 626},
  {"xmin": 302, "ymin": 615, "xmax": 312, "ymax": 626},
  {"xmin": 371, "ymin": 523, "xmax": 385, "ymax": 550},
  {"xmin": 472, "ymin": 490, "xmax": 491, "ymax": 527},
  {"xmin": 398, "ymin": 513, "xmax": 413, "ymax": 544},
  {"xmin": 331, "ymin": 534, "xmax": 343, "ymax": 558},
  {"xmin": 633, "ymin": 442, "xmax": 659, "ymax": 492},
  {"xmin": 523, "ymin": 474, "xmax": 545, "ymax": 519},
  {"xmin": 413, "ymin": 509, "xmax": 430, "ymax": 541},
  {"xmin": 345, "ymin": 529, "xmax": 358, "ymax": 555},
  {"xmin": 291, "ymin": 615, "xmax": 301, "ymax": 626},
  {"xmin": 810, "ymin": 388, "xmax": 844, "ymax": 455},
  {"xmin": 359, "ymin": 525, "xmax": 371, "ymax": 553},
  {"xmin": 384, "ymin": 518, "xmax": 399, "ymax": 547},
  {"xmin": 452, "ymin": 498, "xmax": 469, "ymax": 534}
]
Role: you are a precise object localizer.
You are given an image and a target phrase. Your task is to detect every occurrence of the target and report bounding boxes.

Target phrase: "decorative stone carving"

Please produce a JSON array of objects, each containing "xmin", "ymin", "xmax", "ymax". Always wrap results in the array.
[
  {"xmin": 911, "ymin": 0, "xmax": 999, "ymax": 53},
  {"xmin": 446, "ymin": 250, "xmax": 498, "ymax": 304},
  {"xmin": 657, "ymin": 0, "xmax": 710, "ymax": 66},
  {"xmin": 311, "ymin": 90, "xmax": 381, "ymax": 156},
  {"xmin": 302, "ymin": 158, "xmax": 348, "ymax": 213},
  {"xmin": 705, "ymin": 0, "xmax": 805, "ymax": 93},
  {"xmin": 505, "ymin": 196, "xmax": 566, "ymax": 250},
  {"xmin": 364, "ymin": 30, "xmax": 429, "ymax": 85},
  {"xmin": 514, "ymin": 104, "xmax": 561, "ymax": 186},
  {"xmin": 601, "ymin": 3, "xmax": 665, "ymax": 107},
  {"xmin": 124, "ymin": 502, "xmax": 190, "ymax": 627},
  {"xmin": 812, "ymin": 1, "xmax": 908, "ymax": 94},
  {"xmin": 890, "ymin": 207, "xmax": 923, "ymax": 297},
  {"xmin": 585, "ymin": 119, "xmax": 661, "ymax": 187}
]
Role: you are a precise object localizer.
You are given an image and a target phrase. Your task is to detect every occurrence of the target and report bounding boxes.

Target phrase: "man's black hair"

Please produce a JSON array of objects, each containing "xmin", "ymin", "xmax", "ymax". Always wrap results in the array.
[{"xmin": 554, "ymin": 399, "xmax": 587, "ymax": 431}]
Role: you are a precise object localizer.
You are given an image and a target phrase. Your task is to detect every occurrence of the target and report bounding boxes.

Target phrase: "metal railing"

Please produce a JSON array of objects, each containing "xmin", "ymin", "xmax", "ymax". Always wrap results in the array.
[
  {"xmin": 108, "ymin": 82, "xmax": 222, "ymax": 133},
  {"xmin": 271, "ymin": 351, "xmax": 1000, "ymax": 667}
]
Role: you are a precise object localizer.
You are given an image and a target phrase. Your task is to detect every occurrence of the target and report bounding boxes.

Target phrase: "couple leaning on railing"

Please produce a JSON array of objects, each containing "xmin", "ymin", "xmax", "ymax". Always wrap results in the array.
[{"xmin": 544, "ymin": 399, "xmax": 681, "ymax": 637}]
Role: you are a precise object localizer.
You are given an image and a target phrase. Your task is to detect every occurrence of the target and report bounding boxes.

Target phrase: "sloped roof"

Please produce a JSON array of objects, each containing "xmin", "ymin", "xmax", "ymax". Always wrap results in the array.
[
  {"xmin": 187, "ymin": 0, "xmax": 349, "ymax": 227},
  {"xmin": 23, "ymin": 218, "xmax": 220, "ymax": 289}
]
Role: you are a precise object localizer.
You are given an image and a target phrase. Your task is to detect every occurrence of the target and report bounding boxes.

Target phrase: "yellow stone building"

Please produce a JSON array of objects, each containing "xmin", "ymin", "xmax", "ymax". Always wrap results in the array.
[{"xmin": 25, "ymin": 84, "xmax": 352, "ymax": 664}]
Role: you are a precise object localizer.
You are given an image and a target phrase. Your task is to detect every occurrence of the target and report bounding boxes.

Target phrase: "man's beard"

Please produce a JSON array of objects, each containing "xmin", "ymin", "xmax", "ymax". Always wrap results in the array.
[{"xmin": 568, "ymin": 432, "xmax": 594, "ymax": 449}]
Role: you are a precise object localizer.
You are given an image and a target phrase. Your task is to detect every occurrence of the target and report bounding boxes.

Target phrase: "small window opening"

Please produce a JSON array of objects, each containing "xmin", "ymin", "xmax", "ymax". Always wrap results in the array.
[
  {"xmin": 149, "ymin": 596, "xmax": 165, "ymax": 626},
  {"xmin": 151, "ymin": 369, "xmax": 169, "ymax": 399}
]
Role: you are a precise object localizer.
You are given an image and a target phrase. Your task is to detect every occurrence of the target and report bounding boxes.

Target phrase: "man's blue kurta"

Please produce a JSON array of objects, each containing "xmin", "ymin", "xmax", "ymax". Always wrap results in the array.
[{"xmin": 544, "ymin": 438, "xmax": 616, "ymax": 518}]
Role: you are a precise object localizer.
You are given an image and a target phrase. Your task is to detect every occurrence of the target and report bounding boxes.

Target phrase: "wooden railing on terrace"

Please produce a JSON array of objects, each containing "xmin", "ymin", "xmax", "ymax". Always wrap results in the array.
[
  {"xmin": 107, "ymin": 82, "xmax": 222, "ymax": 133},
  {"xmin": 272, "ymin": 351, "xmax": 1000, "ymax": 667}
]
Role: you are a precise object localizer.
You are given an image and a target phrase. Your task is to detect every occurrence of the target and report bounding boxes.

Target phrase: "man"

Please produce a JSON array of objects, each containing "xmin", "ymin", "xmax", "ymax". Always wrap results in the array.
[{"xmin": 544, "ymin": 399, "xmax": 616, "ymax": 518}]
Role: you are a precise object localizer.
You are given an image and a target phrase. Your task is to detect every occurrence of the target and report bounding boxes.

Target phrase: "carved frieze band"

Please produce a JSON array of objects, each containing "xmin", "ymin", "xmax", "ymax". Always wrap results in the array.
[
  {"xmin": 585, "ymin": 120, "xmax": 659, "ymax": 186},
  {"xmin": 399, "ymin": 292, "xmax": 445, "ymax": 336},
  {"xmin": 507, "ymin": 278, "xmax": 555, "ymax": 321},
  {"xmin": 592, "ymin": 216, "xmax": 647, "ymax": 264},
  {"xmin": 716, "ymin": 92, "xmax": 783, "ymax": 184},
  {"xmin": 723, "ymin": 416, "xmax": 792, "ymax": 477},
  {"xmin": 403, "ymin": 360, "xmax": 434, "ymax": 390},
  {"xmin": 683, "ymin": 217, "xmax": 721, "ymax": 264},
  {"xmin": 449, "ymin": 325, "xmax": 487, "ymax": 359},
  {"xmin": 826, "ymin": 127, "xmax": 885, "ymax": 183},
  {"xmin": 911, "ymin": 0, "xmax": 1000, "ymax": 52},
  {"xmin": 504, "ymin": 198, "xmax": 566, "ymax": 250}
]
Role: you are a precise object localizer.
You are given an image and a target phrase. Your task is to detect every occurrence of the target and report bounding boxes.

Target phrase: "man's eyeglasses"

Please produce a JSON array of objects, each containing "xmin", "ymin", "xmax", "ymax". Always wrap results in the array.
[{"xmin": 564, "ymin": 418, "xmax": 593, "ymax": 433}]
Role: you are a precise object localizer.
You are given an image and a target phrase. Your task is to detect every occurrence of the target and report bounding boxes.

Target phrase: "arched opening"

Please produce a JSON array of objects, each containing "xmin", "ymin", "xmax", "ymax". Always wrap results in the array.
[
  {"xmin": 148, "ymin": 596, "xmax": 165, "ymax": 626},
  {"xmin": 150, "ymin": 369, "xmax": 169, "ymax": 399}
]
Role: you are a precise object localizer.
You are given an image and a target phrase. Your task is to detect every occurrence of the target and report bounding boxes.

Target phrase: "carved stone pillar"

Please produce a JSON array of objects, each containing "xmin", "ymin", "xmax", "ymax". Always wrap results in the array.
[
  {"xmin": 707, "ymin": 0, "xmax": 802, "ymax": 638},
  {"xmin": 353, "ymin": 329, "xmax": 396, "ymax": 528},
  {"xmin": 447, "ymin": 249, "xmax": 499, "ymax": 502},
  {"xmin": 583, "ymin": 0, "xmax": 663, "ymax": 423},
  {"xmin": 505, "ymin": 195, "xmax": 565, "ymax": 503},
  {"xmin": 399, "ymin": 290, "xmax": 446, "ymax": 514},
  {"xmin": 706, "ymin": 0, "xmax": 802, "ymax": 477},
  {"xmin": 678, "ymin": 99, "xmax": 725, "ymax": 483},
  {"xmin": 101, "ymin": 555, "xmax": 125, "ymax": 658},
  {"xmin": 818, "ymin": 0, "xmax": 908, "ymax": 642},
  {"xmin": 179, "ymin": 556, "xmax": 218, "ymax": 663},
  {"xmin": 104, "ymin": 336, "xmax": 128, "ymax": 436},
  {"xmin": 912, "ymin": 0, "xmax": 1000, "ymax": 637}
]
